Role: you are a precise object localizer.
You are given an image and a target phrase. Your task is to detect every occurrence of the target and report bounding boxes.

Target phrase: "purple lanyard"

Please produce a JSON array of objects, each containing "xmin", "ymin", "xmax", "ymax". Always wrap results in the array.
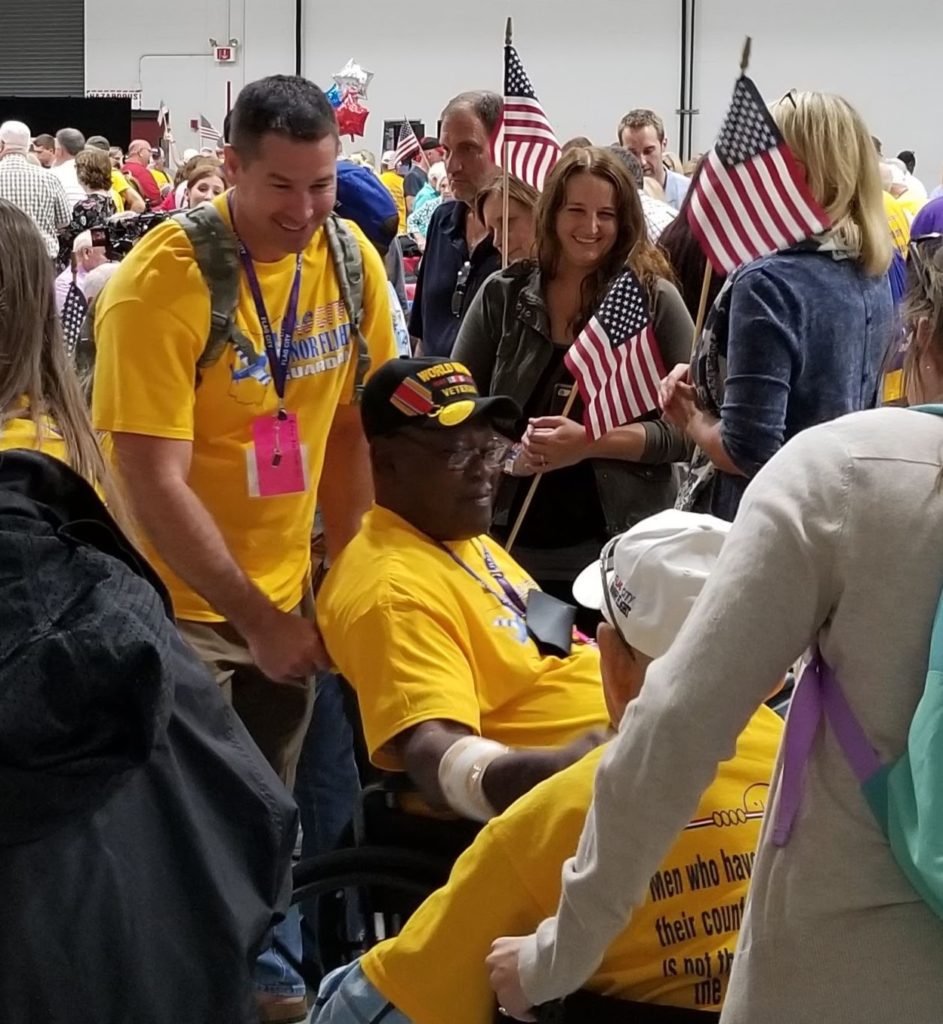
[
  {"xmin": 227, "ymin": 193, "xmax": 302, "ymax": 406},
  {"xmin": 442, "ymin": 541, "xmax": 528, "ymax": 618}
]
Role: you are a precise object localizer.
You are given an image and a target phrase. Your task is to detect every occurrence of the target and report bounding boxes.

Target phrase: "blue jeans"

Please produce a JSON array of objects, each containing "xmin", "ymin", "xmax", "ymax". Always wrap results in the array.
[
  {"xmin": 310, "ymin": 961, "xmax": 411, "ymax": 1023},
  {"xmin": 256, "ymin": 674, "xmax": 360, "ymax": 997},
  {"xmin": 294, "ymin": 673, "xmax": 362, "ymax": 969},
  {"xmin": 255, "ymin": 906, "xmax": 307, "ymax": 998}
]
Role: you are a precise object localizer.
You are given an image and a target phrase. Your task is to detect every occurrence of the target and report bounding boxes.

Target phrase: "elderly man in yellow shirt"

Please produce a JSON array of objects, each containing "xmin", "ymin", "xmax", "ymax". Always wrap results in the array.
[
  {"xmin": 312, "ymin": 510, "xmax": 783, "ymax": 1024},
  {"xmin": 317, "ymin": 358, "xmax": 612, "ymax": 821}
]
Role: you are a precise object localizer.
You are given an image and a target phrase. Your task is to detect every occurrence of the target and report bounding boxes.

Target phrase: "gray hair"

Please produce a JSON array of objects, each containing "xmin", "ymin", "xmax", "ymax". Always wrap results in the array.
[
  {"xmin": 427, "ymin": 161, "xmax": 448, "ymax": 190},
  {"xmin": 56, "ymin": 127, "xmax": 85, "ymax": 156},
  {"xmin": 441, "ymin": 91, "xmax": 503, "ymax": 135}
]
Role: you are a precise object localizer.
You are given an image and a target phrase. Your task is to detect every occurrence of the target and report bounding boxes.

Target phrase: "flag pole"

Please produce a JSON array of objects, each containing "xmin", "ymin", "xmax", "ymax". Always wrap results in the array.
[
  {"xmin": 690, "ymin": 263, "xmax": 713, "ymax": 354},
  {"xmin": 506, "ymin": 387, "xmax": 578, "ymax": 552},
  {"xmin": 740, "ymin": 35, "xmax": 752, "ymax": 75},
  {"xmin": 501, "ymin": 17, "xmax": 512, "ymax": 270}
]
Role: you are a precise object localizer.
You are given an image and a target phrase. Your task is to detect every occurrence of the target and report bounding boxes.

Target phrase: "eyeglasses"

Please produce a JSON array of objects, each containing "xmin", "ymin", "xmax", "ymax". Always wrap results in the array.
[
  {"xmin": 451, "ymin": 261, "xmax": 472, "ymax": 317},
  {"xmin": 400, "ymin": 432, "xmax": 512, "ymax": 472}
]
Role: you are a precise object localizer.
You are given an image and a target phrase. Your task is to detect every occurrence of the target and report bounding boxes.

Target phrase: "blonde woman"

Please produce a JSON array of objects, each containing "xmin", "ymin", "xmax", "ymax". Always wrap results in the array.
[
  {"xmin": 661, "ymin": 91, "xmax": 893, "ymax": 520},
  {"xmin": 0, "ymin": 199, "xmax": 115, "ymax": 498},
  {"xmin": 475, "ymin": 173, "xmax": 539, "ymax": 264}
]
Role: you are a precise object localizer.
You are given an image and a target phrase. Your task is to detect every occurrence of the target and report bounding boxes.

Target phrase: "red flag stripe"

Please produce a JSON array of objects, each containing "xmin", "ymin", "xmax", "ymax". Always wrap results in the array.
[
  {"xmin": 741, "ymin": 157, "xmax": 796, "ymax": 248},
  {"xmin": 767, "ymin": 145, "xmax": 829, "ymax": 235},
  {"xmin": 711, "ymin": 159, "xmax": 783, "ymax": 256},
  {"xmin": 688, "ymin": 173, "xmax": 743, "ymax": 274},
  {"xmin": 701, "ymin": 156, "xmax": 761, "ymax": 267}
]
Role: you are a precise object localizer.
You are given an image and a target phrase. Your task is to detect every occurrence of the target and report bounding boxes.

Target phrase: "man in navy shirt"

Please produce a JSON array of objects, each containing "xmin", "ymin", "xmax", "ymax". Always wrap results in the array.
[{"xmin": 408, "ymin": 92, "xmax": 502, "ymax": 357}]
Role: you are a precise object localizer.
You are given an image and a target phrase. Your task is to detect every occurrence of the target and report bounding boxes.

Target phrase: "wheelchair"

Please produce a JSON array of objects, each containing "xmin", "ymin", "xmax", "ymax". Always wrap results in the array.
[
  {"xmin": 282, "ymin": 679, "xmax": 480, "ymax": 987},
  {"xmin": 526, "ymin": 992, "xmax": 721, "ymax": 1023},
  {"xmin": 285, "ymin": 680, "xmax": 726, "ymax": 1022}
]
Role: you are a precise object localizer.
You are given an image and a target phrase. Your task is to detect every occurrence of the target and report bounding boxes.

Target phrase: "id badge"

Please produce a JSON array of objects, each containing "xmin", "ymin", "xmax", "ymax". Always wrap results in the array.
[{"xmin": 247, "ymin": 412, "xmax": 309, "ymax": 498}]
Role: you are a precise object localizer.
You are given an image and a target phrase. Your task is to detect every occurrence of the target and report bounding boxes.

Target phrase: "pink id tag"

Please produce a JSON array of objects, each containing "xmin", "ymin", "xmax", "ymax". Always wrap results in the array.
[{"xmin": 247, "ymin": 412, "xmax": 309, "ymax": 498}]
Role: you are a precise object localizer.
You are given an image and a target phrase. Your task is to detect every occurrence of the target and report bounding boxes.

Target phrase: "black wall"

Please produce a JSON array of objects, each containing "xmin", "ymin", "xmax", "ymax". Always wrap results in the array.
[{"xmin": 0, "ymin": 98, "xmax": 133, "ymax": 150}]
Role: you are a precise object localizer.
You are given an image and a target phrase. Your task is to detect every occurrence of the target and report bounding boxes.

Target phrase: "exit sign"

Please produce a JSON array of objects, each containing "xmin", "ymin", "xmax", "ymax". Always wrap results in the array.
[{"xmin": 214, "ymin": 46, "xmax": 236, "ymax": 63}]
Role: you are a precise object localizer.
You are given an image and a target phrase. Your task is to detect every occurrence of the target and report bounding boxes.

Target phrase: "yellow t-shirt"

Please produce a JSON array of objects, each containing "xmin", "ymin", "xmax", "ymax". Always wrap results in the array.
[
  {"xmin": 317, "ymin": 504, "xmax": 609, "ymax": 769},
  {"xmin": 110, "ymin": 168, "xmax": 134, "ymax": 212},
  {"xmin": 151, "ymin": 167, "xmax": 171, "ymax": 189},
  {"xmin": 92, "ymin": 192, "xmax": 396, "ymax": 622},
  {"xmin": 380, "ymin": 171, "xmax": 407, "ymax": 235},
  {"xmin": 883, "ymin": 191, "xmax": 911, "ymax": 255},
  {"xmin": 362, "ymin": 705, "xmax": 783, "ymax": 1022},
  {"xmin": 0, "ymin": 414, "xmax": 68, "ymax": 464}
]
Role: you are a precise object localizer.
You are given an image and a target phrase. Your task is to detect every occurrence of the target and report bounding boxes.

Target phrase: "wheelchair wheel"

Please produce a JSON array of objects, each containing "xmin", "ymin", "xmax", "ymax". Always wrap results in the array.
[{"xmin": 289, "ymin": 845, "xmax": 452, "ymax": 984}]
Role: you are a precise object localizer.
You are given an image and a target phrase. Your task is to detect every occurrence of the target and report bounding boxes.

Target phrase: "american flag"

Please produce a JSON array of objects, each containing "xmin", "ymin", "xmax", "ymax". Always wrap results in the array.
[
  {"xmin": 199, "ymin": 114, "xmax": 223, "ymax": 148},
  {"xmin": 564, "ymin": 271, "xmax": 665, "ymax": 440},
  {"xmin": 491, "ymin": 44, "xmax": 561, "ymax": 191},
  {"xmin": 687, "ymin": 75, "xmax": 831, "ymax": 275},
  {"xmin": 60, "ymin": 282, "xmax": 88, "ymax": 359},
  {"xmin": 392, "ymin": 118, "xmax": 421, "ymax": 167}
]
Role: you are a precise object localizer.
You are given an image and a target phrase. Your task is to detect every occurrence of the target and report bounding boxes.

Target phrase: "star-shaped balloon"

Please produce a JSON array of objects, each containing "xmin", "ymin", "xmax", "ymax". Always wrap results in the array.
[
  {"xmin": 333, "ymin": 58, "xmax": 374, "ymax": 100},
  {"xmin": 324, "ymin": 83, "xmax": 343, "ymax": 109},
  {"xmin": 335, "ymin": 88, "xmax": 369, "ymax": 139}
]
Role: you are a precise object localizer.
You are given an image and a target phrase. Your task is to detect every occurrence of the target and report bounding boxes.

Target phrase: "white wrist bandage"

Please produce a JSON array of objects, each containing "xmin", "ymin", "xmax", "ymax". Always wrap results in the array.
[{"xmin": 437, "ymin": 735, "xmax": 509, "ymax": 822}]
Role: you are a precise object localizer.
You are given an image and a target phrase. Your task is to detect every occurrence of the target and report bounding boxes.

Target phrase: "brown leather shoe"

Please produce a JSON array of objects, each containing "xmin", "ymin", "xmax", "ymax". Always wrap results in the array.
[{"xmin": 255, "ymin": 993, "xmax": 309, "ymax": 1023}]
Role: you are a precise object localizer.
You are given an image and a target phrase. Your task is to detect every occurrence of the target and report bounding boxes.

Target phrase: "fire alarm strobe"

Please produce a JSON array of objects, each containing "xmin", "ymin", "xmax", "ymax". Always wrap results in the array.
[{"xmin": 214, "ymin": 46, "xmax": 236, "ymax": 63}]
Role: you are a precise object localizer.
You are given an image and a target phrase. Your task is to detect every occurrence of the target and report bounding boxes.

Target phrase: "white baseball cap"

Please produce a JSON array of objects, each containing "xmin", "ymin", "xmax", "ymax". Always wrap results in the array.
[
  {"xmin": 573, "ymin": 510, "xmax": 731, "ymax": 659},
  {"xmin": 0, "ymin": 121, "xmax": 31, "ymax": 150}
]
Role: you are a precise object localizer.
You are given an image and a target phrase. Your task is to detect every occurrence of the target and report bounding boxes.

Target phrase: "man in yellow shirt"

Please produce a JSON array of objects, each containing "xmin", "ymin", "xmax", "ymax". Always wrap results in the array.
[
  {"xmin": 92, "ymin": 75, "xmax": 396, "ymax": 1022},
  {"xmin": 380, "ymin": 151, "xmax": 407, "ymax": 234},
  {"xmin": 312, "ymin": 510, "xmax": 783, "ymax": 1024},
  {"xmin": 318, "ymin": 358, "xmax": 611, "ymax": 821}
]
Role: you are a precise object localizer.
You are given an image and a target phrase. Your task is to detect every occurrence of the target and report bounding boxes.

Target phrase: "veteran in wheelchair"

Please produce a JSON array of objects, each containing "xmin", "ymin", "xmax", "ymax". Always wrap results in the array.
[
  {"xmin": 316, "ymin": 358, "xmax": 612, "ymax": 825},
  {"xmin": 309, "ymin": 510, "xmax": 782, "ymax": 1023}
]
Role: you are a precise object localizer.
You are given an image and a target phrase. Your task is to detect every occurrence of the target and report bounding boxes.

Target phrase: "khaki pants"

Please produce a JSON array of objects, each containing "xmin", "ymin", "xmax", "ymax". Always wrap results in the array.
[{"xmin": 179, "ymin": 593, "xmax": 317, "ymax": 791}]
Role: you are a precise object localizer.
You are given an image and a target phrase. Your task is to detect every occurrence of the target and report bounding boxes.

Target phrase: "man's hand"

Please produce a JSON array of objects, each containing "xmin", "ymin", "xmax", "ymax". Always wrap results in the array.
[
  {"xmin": 522, "ymin": 416, "xmax": 591, "ymax": 472},
  {"xmin": 242, "ymin": 608, "xmax": 328, "ymax": 685},
  {"xmin": 487, "ymin": 937, "xmax": 537, "ymax": 1021}
]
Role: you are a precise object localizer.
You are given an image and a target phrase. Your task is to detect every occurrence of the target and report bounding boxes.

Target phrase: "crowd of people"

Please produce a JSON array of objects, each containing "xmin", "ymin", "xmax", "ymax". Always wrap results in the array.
[{"xmin": 1, "ymin": 64, "xmax": 943, "ymax": 1024}]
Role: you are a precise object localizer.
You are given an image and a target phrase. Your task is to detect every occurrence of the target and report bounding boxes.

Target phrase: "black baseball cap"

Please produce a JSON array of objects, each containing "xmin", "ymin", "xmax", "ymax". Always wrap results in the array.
[{"xmin": 362, "ymin": 358, "xmax": 522, "ymax": 439}]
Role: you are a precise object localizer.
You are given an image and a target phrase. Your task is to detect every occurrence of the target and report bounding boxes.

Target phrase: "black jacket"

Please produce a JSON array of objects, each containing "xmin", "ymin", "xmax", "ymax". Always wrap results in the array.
[{"xmin": 0, "ymin": 451, "xmax": 297, "ymax": 1023}]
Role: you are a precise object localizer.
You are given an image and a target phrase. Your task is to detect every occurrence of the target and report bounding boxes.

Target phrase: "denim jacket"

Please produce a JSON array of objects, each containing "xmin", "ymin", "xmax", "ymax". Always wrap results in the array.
[
  {"xmin": 677, "ymin": 243, "xmax": 894, "ymax": 520},
  {"xmin": 453, "ymin": 262, "xmax": 694, "ymax": 536}
]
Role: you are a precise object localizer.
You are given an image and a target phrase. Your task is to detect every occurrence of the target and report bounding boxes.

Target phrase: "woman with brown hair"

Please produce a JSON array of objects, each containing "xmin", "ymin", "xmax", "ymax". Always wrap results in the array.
[
  {"xmin": 453, "ymin": 146, "xmax": 693, "ymax": 603},
  {"xmin": 0, "ymin": 199, "xmax": 115, "ymax": 497},
  {"xmin": 57, "ymin": 147, "xmax": 117, "ymax": 267},
  {"xmin": 185, "ymin": 160, "xmax": 226, "ymax": 207}
]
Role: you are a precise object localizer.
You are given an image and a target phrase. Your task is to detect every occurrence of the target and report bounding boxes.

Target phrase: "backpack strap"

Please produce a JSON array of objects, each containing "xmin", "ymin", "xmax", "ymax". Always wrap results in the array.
[
  {"xmin": 773, "ymin": 649, "xmax": 882, "ymax": 847},
  {"xmin": 172, "ymin": 204, "xmax": 257, "ymax": 370},
  {"xmin": 324, "ymin": 213, "xmax": 369, "ymax": 405}
]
